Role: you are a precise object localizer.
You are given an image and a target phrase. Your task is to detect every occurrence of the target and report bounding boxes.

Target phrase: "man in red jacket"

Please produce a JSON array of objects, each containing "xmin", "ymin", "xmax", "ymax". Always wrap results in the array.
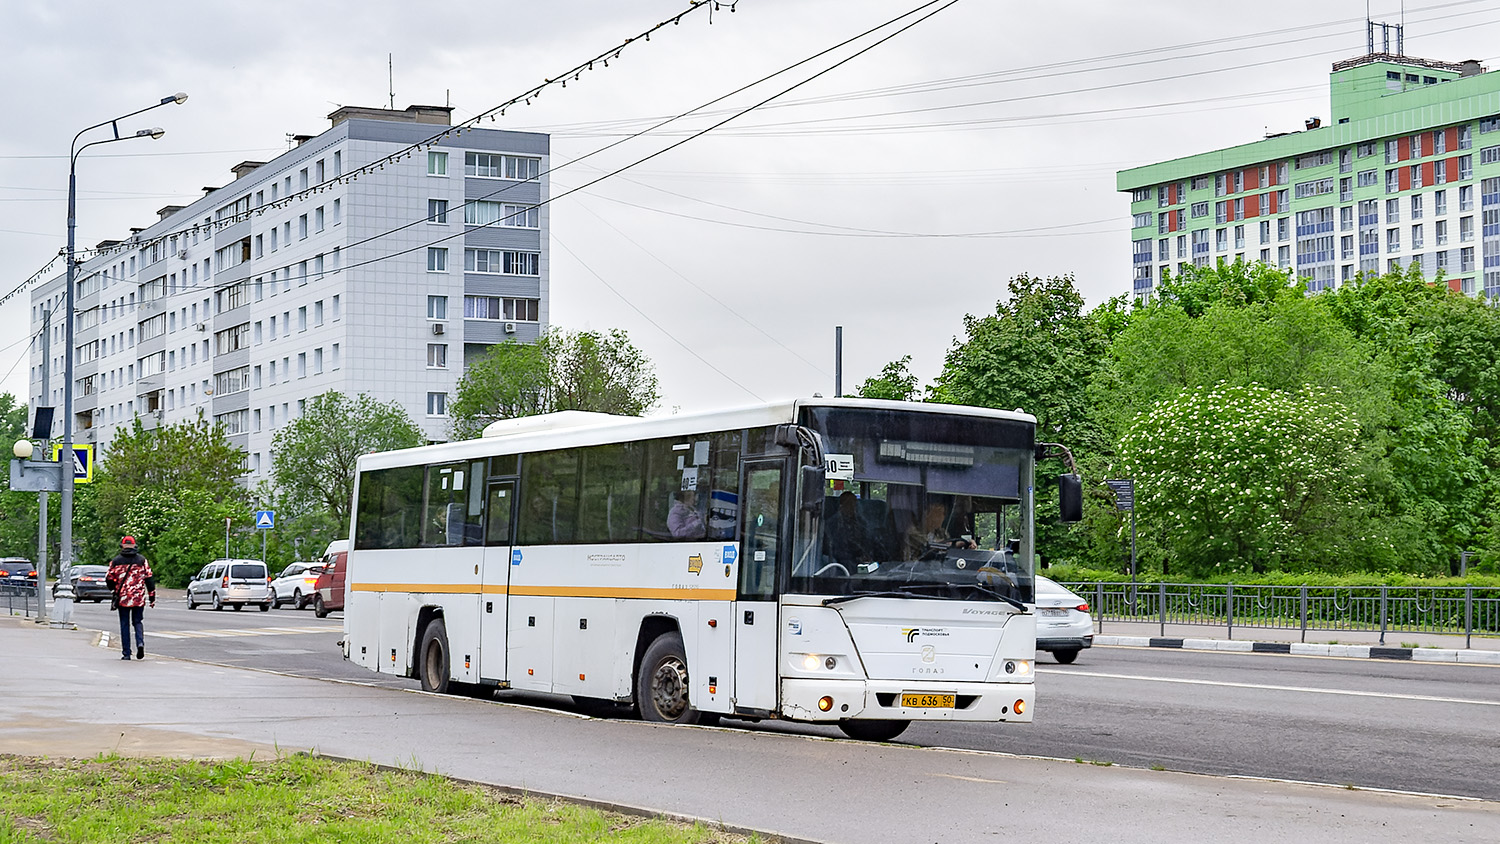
[{"xmin": 105, "ymin": 536, "xmax": 156, "ymax": 661}]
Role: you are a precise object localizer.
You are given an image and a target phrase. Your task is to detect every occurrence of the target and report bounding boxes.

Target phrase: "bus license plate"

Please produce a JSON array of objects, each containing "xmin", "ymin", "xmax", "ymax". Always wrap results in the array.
[{"xmin": 901, "ymin": 693, "xmax": 955, "ymax": 709}]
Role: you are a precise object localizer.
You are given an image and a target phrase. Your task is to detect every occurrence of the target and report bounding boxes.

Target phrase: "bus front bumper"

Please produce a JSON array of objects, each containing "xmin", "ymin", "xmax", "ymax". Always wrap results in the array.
[{"xmin": 780, "ymin": 678, "xmax": 1034, "ymax": 724}]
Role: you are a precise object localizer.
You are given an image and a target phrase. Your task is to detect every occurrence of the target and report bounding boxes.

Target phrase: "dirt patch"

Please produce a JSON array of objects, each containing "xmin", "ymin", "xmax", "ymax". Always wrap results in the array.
[{"xmin": 0, "ymin": 714, "xmax": 279, "ymax": 760}]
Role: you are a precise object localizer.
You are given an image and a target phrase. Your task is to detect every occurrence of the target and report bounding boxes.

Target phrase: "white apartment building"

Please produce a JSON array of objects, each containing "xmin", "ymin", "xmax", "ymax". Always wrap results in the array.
[{"xmin": 29, "ymin": 104, "xmax": 550, "ymax": 483}]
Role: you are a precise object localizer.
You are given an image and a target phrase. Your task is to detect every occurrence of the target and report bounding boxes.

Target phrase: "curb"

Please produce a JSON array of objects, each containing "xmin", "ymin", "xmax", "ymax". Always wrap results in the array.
[{"xmin": 1095, "ymin": 635, "xmax": 1500, "ymax": 665}]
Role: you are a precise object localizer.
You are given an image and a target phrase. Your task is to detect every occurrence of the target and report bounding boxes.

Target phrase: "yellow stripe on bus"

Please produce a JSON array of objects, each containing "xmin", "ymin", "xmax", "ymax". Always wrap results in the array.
[{"xmin": 349, "ymin": 583, "xmax": 735, "ymax": 601}]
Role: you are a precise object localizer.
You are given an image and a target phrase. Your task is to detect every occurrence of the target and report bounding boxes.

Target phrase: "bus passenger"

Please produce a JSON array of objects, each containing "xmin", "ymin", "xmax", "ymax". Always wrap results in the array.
[
  {"xmin": 824, "ymin": 491, "xmax": 872, "ymax": 566},
  {"xmin": 668, "ymin": 490, "xmax": 706, "ymax": 539}
]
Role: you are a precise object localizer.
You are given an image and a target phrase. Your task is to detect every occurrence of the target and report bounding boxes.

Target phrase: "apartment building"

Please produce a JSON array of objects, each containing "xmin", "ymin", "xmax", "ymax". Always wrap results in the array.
[
  {"xmin": 1118, "ymin": 41, "xmax": 1500, "ymax": 300},
  {"xmin": 29, "ymin": 104, "xmax": 549, "ymax": 481}
]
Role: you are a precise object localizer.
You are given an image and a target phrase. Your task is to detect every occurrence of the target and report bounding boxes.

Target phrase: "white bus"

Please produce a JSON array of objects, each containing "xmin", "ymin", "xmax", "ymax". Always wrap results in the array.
[{"xmin": 344, "ymin": 398, "xmax": 1078, "ymax": 741}]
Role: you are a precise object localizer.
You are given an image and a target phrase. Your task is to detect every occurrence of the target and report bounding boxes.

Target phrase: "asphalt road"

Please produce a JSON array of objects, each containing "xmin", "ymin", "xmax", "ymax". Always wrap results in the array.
[{"xmin": 61, "ymin": 593, "xmax": 1500, "ymax": 800}]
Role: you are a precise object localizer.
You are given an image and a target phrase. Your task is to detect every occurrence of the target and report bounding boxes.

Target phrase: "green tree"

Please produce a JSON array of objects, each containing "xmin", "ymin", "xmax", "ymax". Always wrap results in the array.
[
  {"xmin": 856, "ymin": 356, "xmax": 919, "ymax": 401},
  {"xmin": 929, "ymin": 274, "xmax": 1109, "ymax": 567},
  {"xmin": 92, "ymin": 416, "xmax": 248, "ymax": 584},
  {"xmin": 270, "ymin": 391, "xmax": 425, "ymax": 530},
  {"xmin": 1119, "ymin": 382, "xmax": 1392, "ymax": 576},
  {"xmin": 450, "ymin": 328, "xmax": 659, "ymax": 438},
  {"xmin": 0, "ymin": 393, "xmax": 40, "ymax": 560}
]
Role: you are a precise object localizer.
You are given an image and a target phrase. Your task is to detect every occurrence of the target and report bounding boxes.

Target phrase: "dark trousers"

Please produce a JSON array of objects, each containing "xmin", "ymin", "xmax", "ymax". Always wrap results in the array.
[{"xmin": 117, "ymin": 605, "xmax": 144, "ymax": 655}]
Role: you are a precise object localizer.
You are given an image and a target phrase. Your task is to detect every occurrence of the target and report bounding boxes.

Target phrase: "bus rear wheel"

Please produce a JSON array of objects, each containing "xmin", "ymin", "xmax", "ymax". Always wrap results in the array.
[
  {"xmin": 838, "ymin": 719, "xmax": 910, "ymax": 742},
  {"xmin": 636, "ymin": 631, "xmax": 706, "ymax": 725},
  {"xmin": 418, "ymin": 618, "xmax": 451, "ymax": 694}
]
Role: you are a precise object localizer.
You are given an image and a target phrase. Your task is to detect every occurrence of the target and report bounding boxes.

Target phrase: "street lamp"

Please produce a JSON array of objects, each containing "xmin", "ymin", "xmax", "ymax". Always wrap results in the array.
[{"xmin": 54, "ymin": 92, "xmax": 187, "ymax": 626}]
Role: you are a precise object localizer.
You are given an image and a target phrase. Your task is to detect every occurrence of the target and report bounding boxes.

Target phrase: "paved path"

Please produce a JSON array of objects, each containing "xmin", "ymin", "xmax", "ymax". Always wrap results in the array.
[{"xmin": 2, "ymin": 619, "xmax": 1497, "ymax": 843}]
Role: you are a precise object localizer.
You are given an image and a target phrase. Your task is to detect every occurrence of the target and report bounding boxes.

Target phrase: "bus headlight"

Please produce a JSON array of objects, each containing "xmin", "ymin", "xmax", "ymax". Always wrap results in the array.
[
  {"xmin": 1003, "ymin": 659, "xmax": 1031, "ymax": 676},
  {"xmin": 802, "ymin": 654, "xmax": 820, "ymax": 670}
]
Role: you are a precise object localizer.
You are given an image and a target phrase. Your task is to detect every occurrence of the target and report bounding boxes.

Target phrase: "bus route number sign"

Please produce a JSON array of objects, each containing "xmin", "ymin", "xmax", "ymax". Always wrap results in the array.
[{"xmin": 825, "ymin": 453, "xmax": 854, "ymax": 481}]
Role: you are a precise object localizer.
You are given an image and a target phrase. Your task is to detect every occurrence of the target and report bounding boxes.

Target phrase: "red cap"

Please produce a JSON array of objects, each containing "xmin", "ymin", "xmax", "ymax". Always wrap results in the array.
[{"xmin": 121, "ymin": 536, "xmax": 137, "ymax": 549}]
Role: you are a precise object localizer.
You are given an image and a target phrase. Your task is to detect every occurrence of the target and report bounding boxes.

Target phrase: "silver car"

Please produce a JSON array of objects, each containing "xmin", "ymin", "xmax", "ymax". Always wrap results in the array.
[
  {"xmin": 186, "ymin": 559, "xmax": 273, "ymax": 611},
  {"xmin": 1034, "ymin": 575, "xmax": 1094, "ymax": 664}
]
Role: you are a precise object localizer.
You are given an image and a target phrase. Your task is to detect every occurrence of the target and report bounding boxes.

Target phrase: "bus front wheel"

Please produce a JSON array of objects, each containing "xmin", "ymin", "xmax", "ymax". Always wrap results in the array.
[
  {"xmin": 838, "ymin": 719, "xmax": 910, "ymax": 742},
  {"xmin": 636, "ymin": 631, "xmax": 707, "ymax": 725},
  {"xmin": 418, "ymin": 618, "xmax": 451, "ymax": 694}
]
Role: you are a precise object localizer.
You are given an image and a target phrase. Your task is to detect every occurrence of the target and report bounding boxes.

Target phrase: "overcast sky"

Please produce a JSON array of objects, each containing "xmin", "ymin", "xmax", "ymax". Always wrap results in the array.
[{"xmin": 3, "ymin": 0, "xmax": 1499, "ymax": 416}]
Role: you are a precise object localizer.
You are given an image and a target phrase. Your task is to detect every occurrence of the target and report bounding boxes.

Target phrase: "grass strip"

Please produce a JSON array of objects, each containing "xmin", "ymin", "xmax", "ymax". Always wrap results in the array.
[{"xmin": 0, "ymin": 753, "xmax": 760, "ymax": 843}]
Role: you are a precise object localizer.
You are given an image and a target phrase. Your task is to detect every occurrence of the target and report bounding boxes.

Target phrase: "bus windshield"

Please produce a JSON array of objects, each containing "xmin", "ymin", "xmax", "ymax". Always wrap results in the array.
[{"xmin": 793, "ymin": 407, "xmax": 1035, "ymax": 604}]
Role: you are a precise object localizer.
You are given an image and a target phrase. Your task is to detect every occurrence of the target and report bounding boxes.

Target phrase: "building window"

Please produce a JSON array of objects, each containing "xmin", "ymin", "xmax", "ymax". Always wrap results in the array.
[
  {"xmin": 314, "ymin": 347, "xmax": 324, "ymax": 375},
  {"xmin": 1157, "ymin": 186, "xmax": 1169, "ymax": 208},
  {"xmin": 331, "ymin": 294, "xmax": 341, "ymax": 320},
  {"xmin": 1461, "ymin": 216, "xmax": 1474, "ymax": 242},
  {"xmin": 1412, "ymin": 224, "xmax": 1424, "ymax": 249},
  {"xmin": 1386, "ymin": 198, "xmax": 1401, "ymax": 223},
  {"xmin": 463, "ymin": 201, "xmax": 539, "ymax": 228},
  {"xmin": 314, "ymin": 300, "xmax": 324, "ymax": 326},
  {"xmin": 1411, "ymin": 194, "xmax": 1423, "ymax": 220},
  {"xmin": 1190, "ymin": 201, "xmax": 1208, "ymax": 219},
  {"xmin": 1131, "ymin": 188, "xmax": 1150, "ymax": 202},
  {"xmin": 1461, "ymin": 184, "xmax": 1475, "ymax": 211},
  {"xmin": 298, "ymin": 306, "xmax": 307, "ymax": 332},
  {"xmin": 1459, "ymin": 124, "xmax": 1472, "ymax": 150},
  {"xmin": 1357, "ymin": 169, "xmax": 1377, "ymax": 187},
  {"xmin": 1340, "ymin": 205, "xmax": 1354, "ymax": 232},
  {"xmin": 429, "ymin": 199, "xmax": 449, "ymax": 223},
  {"xmin": 1459, "ymin": 155, "xmax": 1473, "ymax": 180},
  {"xmin": 1259, "ymin": 219, "xmax": 1271, "ymax": 244},
  {"xmin": 299, "ymin": 214, "xmax": 308, "ymax": 240},
  {"xmin": 1387, "ymin": 228, "xmax": 1401, "ymax": 252},
  {"xmin": 463, "ymin": 295, "xmax": 540, "ymax": 321},
  {"xmin": 1437, "ymin": 219, "xmax": 1448, "ymax": 246},
  {"xmin": 427, "ymin": 392, "xmax": 448, "ymax": 417},
  {"xmin": 464, "ymin": 248, "xmax": 539, "ymax": 275},
  {"xmin": 1234, "ymin": 225, "xmax": 1245, "ymax": 249},
  {"xmin": 1278, "ymin": 245, "xmax": 1290, "ymax": 268},
  {"xmin": 1462, "ymin": 246, "xmax": 1475, "ymax": 272},
  {"xmin": 427, "ymin": 344, "xmax": 448, "ymax": 368},
  {"xmin": 1386, "ymin": 169, "xmax": 1399, "ymax": 194},
  {"xmin": 464, "ymin": 152, "xmax": 541, "ymax": 180},
  {"xmin": 428, "ymin": 151, "xmax": 448, "ymax": 176},
  {"xmin": 297, "ymin": 353, "xmax": 307, "ymax": 378},
  {"xmin": 427, "ymin": 295, "xmax": 447, "ymax": 320},
  {"xmin": 1340, "ymin": 148, "xmax": 1352, "ymax": 173},
  {"xmin": 427, "ymin": 247, "xmax": 448, "ymax": 272}
]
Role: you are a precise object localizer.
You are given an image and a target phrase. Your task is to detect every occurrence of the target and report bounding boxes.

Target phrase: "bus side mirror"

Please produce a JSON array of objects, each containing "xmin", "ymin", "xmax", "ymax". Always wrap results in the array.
[
  {"xmin": 800, "ymin": 465, "xmax": 826, "ymax": 514},
  {"xmin": 1059, "ymin": 474, "xmax": 1083, "ymax": 523}
]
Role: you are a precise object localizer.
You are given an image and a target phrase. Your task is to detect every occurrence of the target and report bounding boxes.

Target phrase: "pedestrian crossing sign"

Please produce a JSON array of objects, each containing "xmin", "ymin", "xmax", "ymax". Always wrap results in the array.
[
  {"xmin": 49, "ymin": 443, "xmax": 94, "ymax": 484},
  {"xmin": 254, "ymin": 510, "xmax": 275, "ymax": 530}
]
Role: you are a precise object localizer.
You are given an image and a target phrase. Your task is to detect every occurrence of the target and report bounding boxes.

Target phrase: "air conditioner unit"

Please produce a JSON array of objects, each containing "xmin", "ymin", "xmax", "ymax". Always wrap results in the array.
[
  {"xmin": 431, "ymin": 323, "xmax": 445, "ymax": 335},
  {"xmin": 195, "ymin": 322, "xmax": 207, "ymax": 332},
  {"xmin": 503, "ymin": 322, "xmax": 517, "ymax": 334},
  {"xmin": 177, "ymin": 250, "xmax": 189, "ymax": 260}
]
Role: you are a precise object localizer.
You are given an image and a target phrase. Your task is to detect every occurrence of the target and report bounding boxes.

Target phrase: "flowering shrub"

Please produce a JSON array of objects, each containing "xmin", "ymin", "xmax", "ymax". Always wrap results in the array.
[{"xmin": 1120, "ymin": 381, "xmax": 1391, "ymax": 575}]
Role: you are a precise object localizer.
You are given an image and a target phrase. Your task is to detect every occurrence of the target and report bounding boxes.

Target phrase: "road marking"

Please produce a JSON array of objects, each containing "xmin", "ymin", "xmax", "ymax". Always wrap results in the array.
[
  {"xmin": 1040, "ymin": 668, "xmax": 1500, "ymax": 707},
  {"xmin": 149, "ymin": 625, "xmax": 336, "ymax": 640},
  {"xmin": 932, "ymin": 773, "xmax": 1007, "ymax": 784}
]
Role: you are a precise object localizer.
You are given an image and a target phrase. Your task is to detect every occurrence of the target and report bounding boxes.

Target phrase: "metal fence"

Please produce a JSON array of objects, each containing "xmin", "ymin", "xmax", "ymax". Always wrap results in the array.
[
  {"xmin": 1, "ymin": 584, "xmax": 40, "ymax": 618},
  {"xmin": 1067, "ymin": 582, "xmax": 1500, "ymax": 648}
]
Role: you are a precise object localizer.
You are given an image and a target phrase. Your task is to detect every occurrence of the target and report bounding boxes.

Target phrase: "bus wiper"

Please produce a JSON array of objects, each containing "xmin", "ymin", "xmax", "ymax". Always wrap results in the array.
[
  {"xmin": 822, "ymin": 590, "xmax": 916, "ymax": 606},
  {"xmin": 965, "ymin": 583, "xmax": 1028, "ymax": 613}
]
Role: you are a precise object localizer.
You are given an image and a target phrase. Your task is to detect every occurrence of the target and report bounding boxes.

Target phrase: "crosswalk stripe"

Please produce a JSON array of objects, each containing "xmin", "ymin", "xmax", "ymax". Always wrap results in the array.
[{"xmin": 147, "ymin": 626, "xmax": 334, "ymax": 640}]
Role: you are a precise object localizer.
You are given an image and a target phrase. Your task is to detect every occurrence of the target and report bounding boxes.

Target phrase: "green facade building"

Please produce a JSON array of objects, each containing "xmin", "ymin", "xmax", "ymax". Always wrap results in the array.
[{"xmin": 1117, "ymin": 47, "xmax": 1500, "ymax": 300}]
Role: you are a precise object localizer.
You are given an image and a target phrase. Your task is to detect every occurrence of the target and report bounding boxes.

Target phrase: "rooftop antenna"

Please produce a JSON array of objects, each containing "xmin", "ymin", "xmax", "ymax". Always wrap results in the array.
[{"xmin": 388, "ymin": 53, "xmax": 395, "ymax": 110}]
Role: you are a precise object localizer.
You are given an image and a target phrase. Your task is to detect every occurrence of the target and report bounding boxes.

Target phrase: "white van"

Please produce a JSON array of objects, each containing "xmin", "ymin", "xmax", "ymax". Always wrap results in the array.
[{"xmin": 186, "ymin": 559, "xmax": 273, "ymax": 611}]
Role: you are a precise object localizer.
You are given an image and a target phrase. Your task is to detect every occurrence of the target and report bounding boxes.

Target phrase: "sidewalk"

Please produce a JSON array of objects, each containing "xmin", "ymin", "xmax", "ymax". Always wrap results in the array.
[{"xmin": 1092, "ymin": 619, "xmax": 1500, "ymax": 661}]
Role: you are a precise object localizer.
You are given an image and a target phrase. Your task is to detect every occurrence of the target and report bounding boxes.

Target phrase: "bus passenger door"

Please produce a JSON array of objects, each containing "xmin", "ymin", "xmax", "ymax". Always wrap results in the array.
[
  {"xmin": 479, "ymin": 480, "xmax": 516, "ymax": 684},
  {"xmin": 734, "ymin": 460, "xmax": 785, "ymax": 714}
]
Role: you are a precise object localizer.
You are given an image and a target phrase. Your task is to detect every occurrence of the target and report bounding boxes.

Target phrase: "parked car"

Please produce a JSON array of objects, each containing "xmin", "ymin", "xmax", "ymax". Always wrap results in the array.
[
  {"xmin": 186, "ymin": 559, "xmax": 272, "ymax": 611},
  {"xmin": 1033, "ymin": 575, "xmax": 1094, "ymax": 664},
  {"xmin": 311, "ymin": 540, "xmax": 348, "ymax": 618},
  {"xmin": 0, "ymin": 558, "xmax": 36, "ymax": 594},
  {"xmin": 269, "ymin": 562, "xmax": 324, "ymax": 609},
  {"xmin": 53, "ymin": 564, "xmax": 112, "ymax": 602}
]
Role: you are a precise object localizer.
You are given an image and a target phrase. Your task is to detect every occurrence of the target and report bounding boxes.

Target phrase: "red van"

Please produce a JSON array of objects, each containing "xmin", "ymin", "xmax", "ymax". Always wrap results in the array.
[{"xmin": 311, "ymin": 540, "xmax": 349, "ymax": 618}]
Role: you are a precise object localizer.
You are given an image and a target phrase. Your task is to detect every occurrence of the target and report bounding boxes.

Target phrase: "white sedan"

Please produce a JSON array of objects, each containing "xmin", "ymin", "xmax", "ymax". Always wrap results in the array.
[
  {"xmin": 269, "ymin": 562, "xmax": 325, "ymax": 610},
  {"xmin": 1033, "ymin": 576, "xmax": 1094, "ymax": 664}
]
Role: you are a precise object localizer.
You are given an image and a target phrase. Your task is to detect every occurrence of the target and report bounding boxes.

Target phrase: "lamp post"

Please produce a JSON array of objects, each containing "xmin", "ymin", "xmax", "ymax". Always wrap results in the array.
[{"xmin": 55, "ymin": 93, "xmax": 187, "ymax": 627}]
